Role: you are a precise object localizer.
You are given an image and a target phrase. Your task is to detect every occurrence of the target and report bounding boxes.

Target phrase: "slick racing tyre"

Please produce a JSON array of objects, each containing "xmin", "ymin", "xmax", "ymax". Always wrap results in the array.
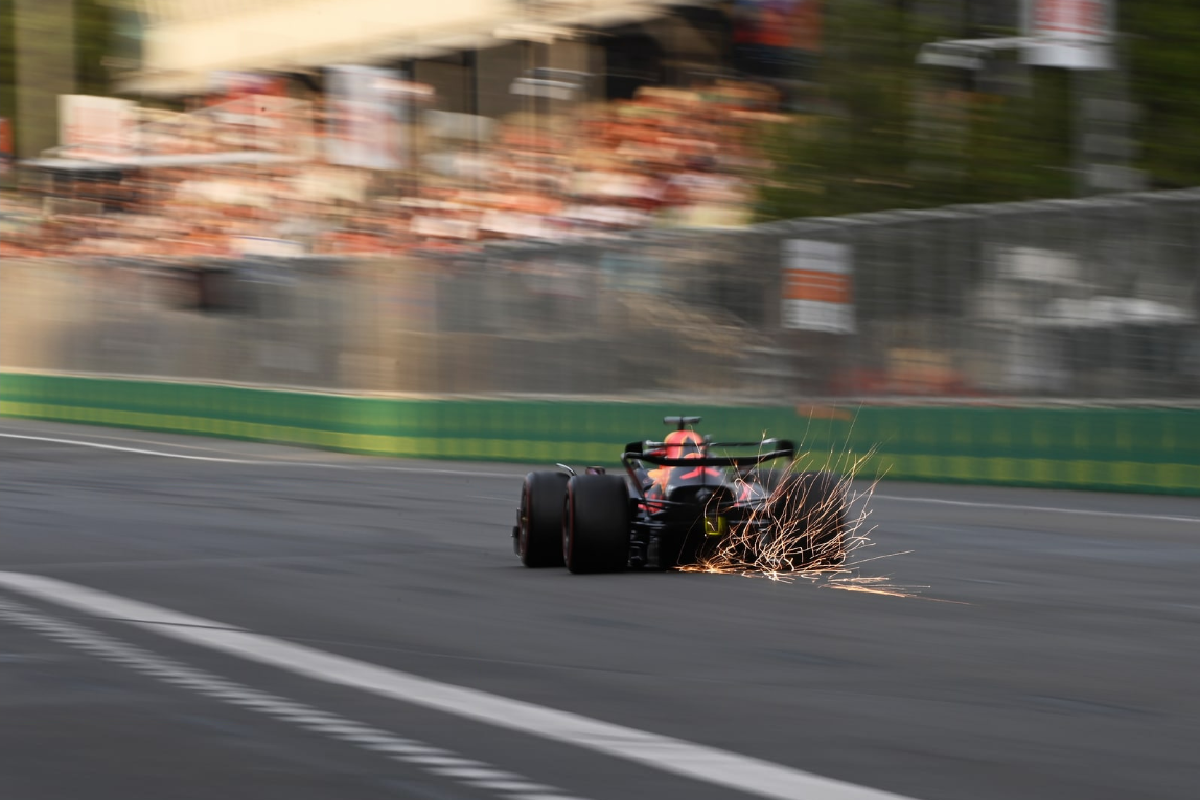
[
  {"xmin": 563, "ymin": 474, "xmax": 630, "ymax": 574},
  {"xmin": 763, "ymin": 471, "xmax": 847, "ymax": 569},
  {"xmin": 518, "ymin": 471, "xmax": 569, "ymax": 567}
]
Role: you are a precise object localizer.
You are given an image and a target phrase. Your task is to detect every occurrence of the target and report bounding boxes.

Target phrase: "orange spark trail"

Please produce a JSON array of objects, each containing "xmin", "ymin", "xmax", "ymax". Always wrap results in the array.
[{"xmin": 678, "ymin": 423, "xmax": 921, "ymax": 598}]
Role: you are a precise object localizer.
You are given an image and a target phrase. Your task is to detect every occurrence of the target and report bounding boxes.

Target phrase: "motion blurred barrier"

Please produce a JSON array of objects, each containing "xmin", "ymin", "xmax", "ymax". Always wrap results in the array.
[
  {"xmin": 3, "ymin": 190, "xmax": 1199, "ymax": 399},
  {"xmin": 2, "ymin": 373, "xmax": 1197, "ymax": 496},
  {"xmin": 2, "ymin": 190, "xmax": 1198, "ymax": 494}
]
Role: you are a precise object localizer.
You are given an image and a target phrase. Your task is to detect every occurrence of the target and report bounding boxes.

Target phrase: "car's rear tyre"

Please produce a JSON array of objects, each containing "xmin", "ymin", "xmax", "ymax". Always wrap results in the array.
[
  {"xmin": 518, "ymin": 471, "xmax": 569, "ymax": 567},
  {"xmin": 563, "ymin": 474, "xmax": 630, "ymax": 574},
  {"xmin": 763, "ymin": 471, "xmax": 847, "ymax": 569}
]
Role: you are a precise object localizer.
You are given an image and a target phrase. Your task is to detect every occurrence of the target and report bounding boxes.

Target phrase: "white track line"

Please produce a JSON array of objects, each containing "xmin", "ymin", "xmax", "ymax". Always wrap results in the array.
[
  {"xmin": 5, "ymin": 431, "xmax": 1196, "ymax": 524},
  {"xmin": 0, "ymin": 596, "xmax": 578, "ymax": 800},
  {"xmin": 0, "ymin": 571, "xmax": 917, "ymax": 800},
  {"xmin": 1, "ymin": 425, "xmax": 278, "ymax": 454},
  {"xmin": 872, "ymin": 495, "xmax": 1200, "ymax": 525},
  {"xmin": 0, "ymin": 433, "xmax": 519, "ymax": 479}
]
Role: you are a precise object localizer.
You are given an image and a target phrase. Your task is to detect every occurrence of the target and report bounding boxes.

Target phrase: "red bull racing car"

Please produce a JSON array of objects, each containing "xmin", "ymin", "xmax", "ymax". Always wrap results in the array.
[{"xmin": 512, "ymin": 416, "xmax": 848, "ymax": 574}]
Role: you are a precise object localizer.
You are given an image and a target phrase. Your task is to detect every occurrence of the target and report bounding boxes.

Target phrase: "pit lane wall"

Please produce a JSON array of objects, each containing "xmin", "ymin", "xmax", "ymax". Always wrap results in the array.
[{"xmin": 3, "ymin": 373, "xmax": 1197, "ymax": 496}]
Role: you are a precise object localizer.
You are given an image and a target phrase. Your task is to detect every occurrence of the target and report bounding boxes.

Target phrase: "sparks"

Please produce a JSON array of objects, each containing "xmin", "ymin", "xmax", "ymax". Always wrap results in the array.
[{"xmin": 678, "ymin": 433, "xmax": 917, "ymax": 598}]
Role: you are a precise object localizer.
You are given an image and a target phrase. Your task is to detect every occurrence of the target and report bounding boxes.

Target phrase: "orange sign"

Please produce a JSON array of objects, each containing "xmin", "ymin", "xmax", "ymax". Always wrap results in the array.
[
  {"xmin": 784, "ymin": 268, "xmax": 852, "ymax": 304},
  {"xmin": 782, "ymin": 239, "xmax": 855, "ymax": 333}
]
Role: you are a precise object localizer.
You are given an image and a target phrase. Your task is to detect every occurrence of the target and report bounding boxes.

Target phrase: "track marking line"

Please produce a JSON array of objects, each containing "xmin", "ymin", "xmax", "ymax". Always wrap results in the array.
[
  {"xmin": 431, "ymin": 767, "xmax": 527, "ymax": 781},
  {"xmin": 0, "ymin": 554, "xmax": 405, "ymax": 573},
  {"xmin": 0, "ymin": 425, "xmax": 273, "ymax": 454},
  {"xmin": 0, "ymin": 571, "xmax": 917, "ymax": 800},
  {"xmin": 0, "ymin": 595, "xmax": 586, "ymax": 800},
  {"xmin": 6, "ymin": 431, "xmax": 1195, "ymax": 524},
  {"xmin": 0, "ymin": 433, "xmax": 520, "ymax": 479},
  {"xmin": 474, "ymin": 782, "xmax": 561, "ymax": 794},
  {"xmin": 872, "ymin": 494, "xmax": 1200, "ymax": 525}
]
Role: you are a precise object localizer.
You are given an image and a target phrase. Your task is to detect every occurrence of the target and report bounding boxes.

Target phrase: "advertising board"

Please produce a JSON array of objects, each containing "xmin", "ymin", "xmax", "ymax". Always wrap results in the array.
[
  {"xmin": 1022, "ymin": 0, "xmax": 1113, "ymax": 69},
  {"xmin": 781, "ymin": 239, "xmax": 855, "ymax": 334},
  {"xmin": 58, "ymin": 95, "xmax": 139, "ymax": 160}
]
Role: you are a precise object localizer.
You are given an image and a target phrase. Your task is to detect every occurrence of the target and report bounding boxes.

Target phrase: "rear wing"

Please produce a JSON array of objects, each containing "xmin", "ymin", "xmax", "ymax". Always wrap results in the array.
[{"xmin": 623, "ymin": 438, "xmax": 795, "ymax": 469}]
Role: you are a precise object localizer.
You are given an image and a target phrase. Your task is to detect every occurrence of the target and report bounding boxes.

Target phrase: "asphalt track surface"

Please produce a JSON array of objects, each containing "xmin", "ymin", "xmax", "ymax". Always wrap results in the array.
[{"xmin": 2, "ymin": 418, "xmax": 1199, "ymax": 800}]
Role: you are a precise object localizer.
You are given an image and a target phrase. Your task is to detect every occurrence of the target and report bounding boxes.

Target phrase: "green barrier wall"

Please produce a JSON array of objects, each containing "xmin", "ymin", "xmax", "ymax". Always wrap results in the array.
[{"xmin": 3, "ymin": 373, "xmax": 1198, "ymax": 496}]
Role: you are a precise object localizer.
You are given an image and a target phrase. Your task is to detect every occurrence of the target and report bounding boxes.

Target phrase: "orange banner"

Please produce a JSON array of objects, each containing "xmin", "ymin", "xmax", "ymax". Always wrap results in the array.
[{"xmin": 784, "ymin": 269, "xmax": 852, "ymax": 303}]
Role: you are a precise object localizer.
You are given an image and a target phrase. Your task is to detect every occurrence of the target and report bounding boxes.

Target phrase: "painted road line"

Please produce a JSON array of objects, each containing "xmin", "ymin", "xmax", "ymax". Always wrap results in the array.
[
  {"xmin": 0, "ymin": 433, "xmax": 519, "ymax": 479},
  {"xmin": 871, "ymin": 494, "xmax": 1200, "ymax": 525},
  {"xmin": 0, "ymin": 424, "xmax": 286, "ymax": 454},
  {"xmin": 1, "ymin": 553, "xmax": 404, "ymax": 573},
  {"xmin": 0, "ymin": 571, "xmax": 918, "ymax": 800},
  {"xmin": 6, "ymin": 430, "xmax": 1198, "ymax": 524},
  {"xmin": 0, "ymin": 596, "xmax": 578, "ymax": 800}
]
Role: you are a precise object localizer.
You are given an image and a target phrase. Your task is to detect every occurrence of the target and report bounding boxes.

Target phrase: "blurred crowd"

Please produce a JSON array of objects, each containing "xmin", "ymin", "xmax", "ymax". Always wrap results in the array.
[{"xmin": 2, "ymin": 81, "xmax": 786, "ymax": 259}]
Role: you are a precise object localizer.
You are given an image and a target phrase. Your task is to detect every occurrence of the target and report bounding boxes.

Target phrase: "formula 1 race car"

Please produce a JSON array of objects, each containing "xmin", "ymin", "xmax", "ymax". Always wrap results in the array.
[{"xmin": 512, "ymin": 416, "xmax": 848, "ymax": 574}]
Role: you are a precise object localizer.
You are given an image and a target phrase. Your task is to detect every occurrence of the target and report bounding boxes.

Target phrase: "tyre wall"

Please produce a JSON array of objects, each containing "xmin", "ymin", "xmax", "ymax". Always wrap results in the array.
[{"xmin": 3, "ymin": 372, "xmax": 1197, "ymax": 496}]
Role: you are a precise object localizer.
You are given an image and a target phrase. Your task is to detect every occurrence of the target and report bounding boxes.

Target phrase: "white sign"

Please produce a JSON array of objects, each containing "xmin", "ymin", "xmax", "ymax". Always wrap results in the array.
[
  {"xmin": 1028, "ymin": 0, "xmax": 1110, "ymax": 41},
  {"xmin": 325, "ymin": 65, "xmax": 405, "ymax": 170},
  {"xmin": 781, "ymin": 240, "xmax": 855, "ymax": 334},
  {"xmin": 59, "ymin": 95, "xmax": 139, "ymax": 160},
  {"xmin": 1022, "ymin": 0, "xmax": 1113, "ymax": 69}
]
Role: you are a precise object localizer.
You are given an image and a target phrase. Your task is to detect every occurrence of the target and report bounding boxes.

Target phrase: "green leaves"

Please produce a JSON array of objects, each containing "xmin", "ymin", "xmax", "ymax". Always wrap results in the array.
[{"xmin": 754, "ymin": 0, "xmax": 1200, "ymax": 220}]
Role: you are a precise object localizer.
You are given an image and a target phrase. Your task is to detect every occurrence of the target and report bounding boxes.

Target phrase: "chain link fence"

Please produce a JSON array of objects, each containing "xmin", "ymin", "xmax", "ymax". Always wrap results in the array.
[{"xmin": 3, "ymin": 189, "xmax": 1199, "ymax": 400}]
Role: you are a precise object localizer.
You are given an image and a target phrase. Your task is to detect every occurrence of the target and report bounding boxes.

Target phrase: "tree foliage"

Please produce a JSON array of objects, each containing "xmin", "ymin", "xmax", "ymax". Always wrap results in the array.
[
  {"xmin": 0, "ymin": 0, "xmax": 14, "ymax": 132},
  {"xmin": 756, "ymin": 1, "xmax": 935, "ymax": 220},
  {"xmin": 0, "ymin": 0, "xmax": 114, "ymax": 156},
  {"xmin": 755, "ymin": 0, "xmax": 1199, "ymax": 221},
  {"xmin": 1122, "ymin": 0, "xmax": 1200, "ymax": 188}
]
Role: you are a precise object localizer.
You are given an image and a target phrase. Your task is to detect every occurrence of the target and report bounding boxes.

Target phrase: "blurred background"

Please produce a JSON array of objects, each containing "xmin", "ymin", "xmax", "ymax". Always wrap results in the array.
[{"xmin": 1, "ymin": 0, "xmax": 1198, "ymax": 400}]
